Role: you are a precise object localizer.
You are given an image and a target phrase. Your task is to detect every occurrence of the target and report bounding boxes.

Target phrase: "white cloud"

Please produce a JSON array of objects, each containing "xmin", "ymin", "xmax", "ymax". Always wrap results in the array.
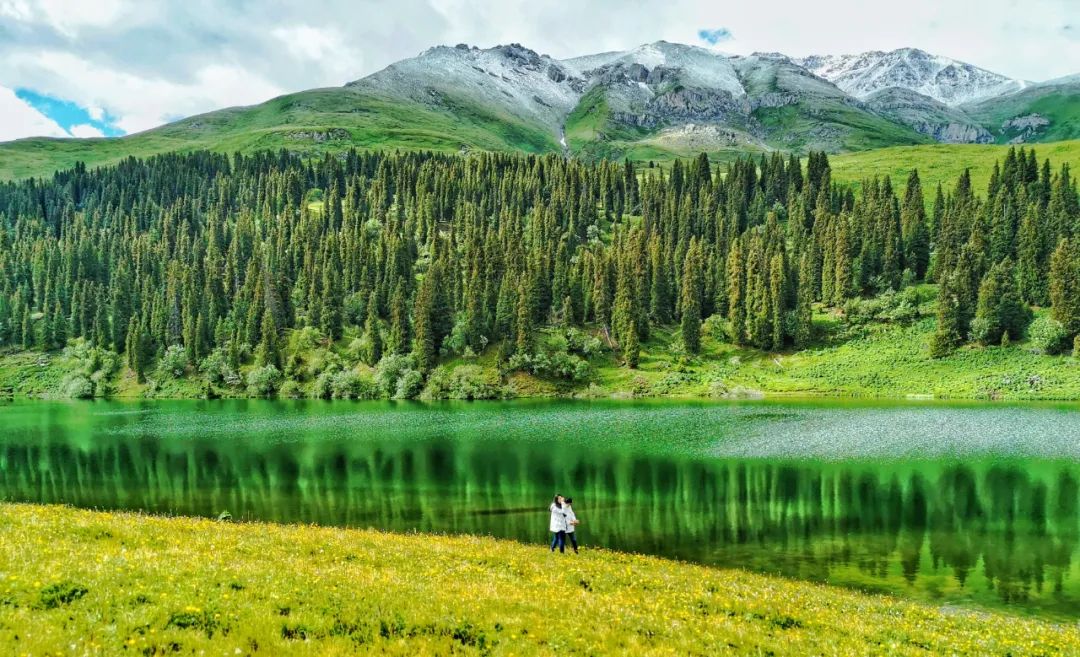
[
  {"xmin": 67, "ymin": 123, "xmax": 104, "ymax": 138},
  {"xmin": 0, "ymin": 85, "xmax": 66, "ymax": 140},
  {"xmin": 0, "ymin": 0, "xmax": 126, "ymax": 36},
  {"xmin": 8, "ymin": 50, "xmax": 284, "ymax": 134}
]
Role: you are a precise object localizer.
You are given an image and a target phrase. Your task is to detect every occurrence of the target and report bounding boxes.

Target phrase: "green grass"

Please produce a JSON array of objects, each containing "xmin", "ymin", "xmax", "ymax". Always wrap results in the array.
[
  {"xmin": 830, "ymin": 139, "xmax": 1080, "ymax": 192},
  {"xmin": 965, "ymin": 86, "xmax": 1080, "ymax": 144},
  {"xmin": 0, "ymin": 89, "xmax": 559, "ymax": 180},
  {"xmin": 2, "ymin": 503, "xmax": 1077, "ymax": 656}
]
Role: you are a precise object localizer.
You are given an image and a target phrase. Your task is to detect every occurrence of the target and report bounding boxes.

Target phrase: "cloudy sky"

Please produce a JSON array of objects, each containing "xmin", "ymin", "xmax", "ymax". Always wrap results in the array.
[{"xmin": 1, "ymin": 0, "xmax": 1076, "ymax": 141}]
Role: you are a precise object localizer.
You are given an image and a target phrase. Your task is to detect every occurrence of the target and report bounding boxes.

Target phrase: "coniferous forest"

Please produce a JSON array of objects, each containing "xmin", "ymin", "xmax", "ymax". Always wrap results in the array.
[{"xmin": 0, "ymin": 147, "xmax": 1078, "ymax": 399}]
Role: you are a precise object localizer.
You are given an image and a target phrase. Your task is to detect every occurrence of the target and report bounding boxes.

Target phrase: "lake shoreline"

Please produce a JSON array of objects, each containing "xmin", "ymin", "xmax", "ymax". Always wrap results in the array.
[{"xmin": 2, "ymin": 502, "xmax": 1077, "ymax": 656}]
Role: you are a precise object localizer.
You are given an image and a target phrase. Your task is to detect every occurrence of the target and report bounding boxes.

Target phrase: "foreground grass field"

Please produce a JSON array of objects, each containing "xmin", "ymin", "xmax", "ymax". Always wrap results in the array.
[{"xmin": 1, "ymin": 504, "xmax": 1077, "ymax": 656}]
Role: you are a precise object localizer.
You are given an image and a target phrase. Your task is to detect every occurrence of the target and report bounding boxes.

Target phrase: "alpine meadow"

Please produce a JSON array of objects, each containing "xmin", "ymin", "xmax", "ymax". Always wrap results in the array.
[{"xmin": 2, "ymin": 4, "xmax": 1080, "ymax": 656}]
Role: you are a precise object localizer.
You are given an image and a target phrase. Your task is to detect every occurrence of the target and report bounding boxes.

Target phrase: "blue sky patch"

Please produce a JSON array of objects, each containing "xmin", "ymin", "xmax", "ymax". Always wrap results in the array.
[
  {"xmin": 14, "ymin": 88, "xmax": 124, "ymax": 137},
  {"xmin": 698, "ymin": 28, "xmax": 734, "ymax": 46}
]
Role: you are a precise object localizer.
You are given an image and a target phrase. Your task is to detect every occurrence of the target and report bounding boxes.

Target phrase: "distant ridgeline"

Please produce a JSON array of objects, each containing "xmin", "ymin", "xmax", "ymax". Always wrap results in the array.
[{"xmin": 0, "ymin": 147, "xmax": 1077, "ymax": 397}]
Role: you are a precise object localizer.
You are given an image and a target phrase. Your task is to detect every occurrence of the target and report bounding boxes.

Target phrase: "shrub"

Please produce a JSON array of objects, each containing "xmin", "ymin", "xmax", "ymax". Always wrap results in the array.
[
  {"xmin": 278, "ymin": 379, "xmax": 302, "ymax": 399},
  {"xmin": 506, "ymin": 349, "xmax": 590, "ymax": 382},
  {"xmin": 59, "ymin": 339, "xmax": 120, "ymax": 397},
  {"xmin": 1028, "ymin": 316, "xmax": 1069, "ymax": 355},
  {"xmin": 158, "ymin": 345, "xmax": 188, "ymax": 378},
  {"xmin": 60, "ymin": 374, "xmax": 94, "ymax": 399},
  {"xmin": 422, "ymin": 365, "xmax": 502, "ymax": 400},
  {"xmin": 246, "ymin": 365, "xmax": 282, "ymax": 396},
  {"xmin": 375, "ymin": 354, "xmax": 412, "ymax": 397},
  {"xmin": 564, "ymin": 328, "xmax": 603, "ymax": 358},
  {"xmin": 345, "ymin": 337, "xmax": 367, "ymax": 364},
  {"xmin": 702, "ymin": 314, "xmax": 727, "ymax": 339},
  {"xmin": 286, "ymin": 326, "xmax": 324, "ymax": 354},
  {"xmin": 1074, "ymin": 334, "xmax": 1080, "ymax": 359},
  {"xmin": 394, "ymin": 369, "xmax": 424, "ymax": 400},
  {"xmin": 38, "ymin": 582, "xmax": 88, "ymax": 609},
  {"xmin": 199, "ymin": 348, "xmax": 236, "ymax": 386},
  {"xmin": 312, "ymin": 369, "xmax": 337, "ymax": 399},
  {"xmin": 331, "ymin": 370, "xmax": 378, "ymax": 399}
]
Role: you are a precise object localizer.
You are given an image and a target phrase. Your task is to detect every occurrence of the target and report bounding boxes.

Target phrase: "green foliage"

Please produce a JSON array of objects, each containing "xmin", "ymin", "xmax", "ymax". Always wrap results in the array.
[
  {"xmin": 245, "ymin": 365, "xmax": 282, "ymax": 397},
  {"xmin": 37, "ymin": 581, "xmax": 88, "ymax": 610},
  {"xmin": 972, "ymin": 259, "xmax": 1031, "ymax": 345},
  {"xmin": 57, "ymin": 339, "xmax": 120, "ymax": 398},
  {"xmin": 1028, "ymin": 316, "xmax": 1070, "ymax": 355},
  {"xmin": 158, "ymin": 345, "xmax": 189, "ymax": 379},
  {"xmin": 374, "ymin": 354, "xmax": 422, "ymax": 400},
  {"xmin": 421, "ymin": 365, "xmax": 503, "ymax": 400}
]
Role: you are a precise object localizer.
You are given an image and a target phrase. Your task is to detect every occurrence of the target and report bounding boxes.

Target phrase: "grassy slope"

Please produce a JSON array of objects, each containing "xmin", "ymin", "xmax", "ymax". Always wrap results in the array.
[
  {"xmin": 830, "ymin": 139, "xmax": 1080, "ymax": 192},
  {"xmin": 964, "ymin": 85, "xmax": 1080, "ymax": 144},
  {"xmin": 0, "ymin": 88, "xmax": 558, "ymax": 180},
  {"xmin": 2, "ymin": 503, "xmax": 1077, "ymax": 656}
]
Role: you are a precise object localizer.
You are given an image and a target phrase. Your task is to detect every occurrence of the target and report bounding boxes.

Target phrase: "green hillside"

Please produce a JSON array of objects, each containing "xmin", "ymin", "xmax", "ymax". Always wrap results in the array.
[
  {"xmin": 0, "ymin": 88, "xmax": 558, "ymax": 181},
  {"xmin": 830, "ymin": 139, "xmax": 1080, "ymax": 191},
  {"xmin": 964, "ymin": 82, "xmax": 1080, "ymax": 144}
]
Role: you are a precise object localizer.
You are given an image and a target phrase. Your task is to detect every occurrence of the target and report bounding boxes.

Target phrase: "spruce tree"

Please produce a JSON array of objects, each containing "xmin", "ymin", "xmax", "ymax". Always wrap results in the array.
[
  {"xmin": 680, "ymin": 239, "xmax": 703, "ymax": 354},
  {"xmin": 1049, "ymin": 238, "xmax": 1080, "ymax": 336},
  {"xmin": 363, "ymin": 291, "xmax": 383, "ymax": 366}
]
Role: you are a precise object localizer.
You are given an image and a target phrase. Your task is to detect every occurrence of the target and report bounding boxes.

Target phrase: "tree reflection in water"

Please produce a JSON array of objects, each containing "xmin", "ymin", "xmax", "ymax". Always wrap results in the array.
[{"xmin": 0, "ymin": 412, "xmax": 1076, "ymax": 618}]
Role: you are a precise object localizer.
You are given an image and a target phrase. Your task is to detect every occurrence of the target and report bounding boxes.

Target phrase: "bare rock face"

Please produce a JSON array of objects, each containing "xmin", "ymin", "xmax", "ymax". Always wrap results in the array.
[
  {"xmin": 1002, "ymin": 113, "xmax": 1050, "ymax": 131},
  {"xmin": 1002, "ymin": 114, "xmax": 1051, "ymax": 143},
  {"xmin": 286, "ymin": 128, "xmax": 351, "ymax": 143},
  {"xmin": 750, "ymin": 92, "xmax": 800, "ymax": 110},
  {"xmin": 862, "ymin": 86, "xmax": 993, "ymax": 143},
  {"xmin": 916, "ymin": 122, "xmax": 994, "ymax": 144}
]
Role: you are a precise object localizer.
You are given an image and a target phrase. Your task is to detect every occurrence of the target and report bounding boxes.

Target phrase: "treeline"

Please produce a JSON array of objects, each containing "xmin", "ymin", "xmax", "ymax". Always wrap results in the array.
[{"xmin": 0, "ymin": 146, "xmax": 1077, "ymax": 395}]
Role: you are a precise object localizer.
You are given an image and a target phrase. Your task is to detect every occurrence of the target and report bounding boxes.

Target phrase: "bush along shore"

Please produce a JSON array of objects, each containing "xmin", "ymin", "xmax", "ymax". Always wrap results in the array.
[
  {"xmin": 5, "ymin": 293, "xmax": 1080, "ymax": 401},
  {"xmin": 1, "ymin": 503, "xmax": 1078, "ymax": 656}
]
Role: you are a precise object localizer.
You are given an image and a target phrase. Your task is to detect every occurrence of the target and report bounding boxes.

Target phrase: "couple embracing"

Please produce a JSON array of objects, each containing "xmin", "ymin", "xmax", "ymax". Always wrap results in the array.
[{"xmin": 548, "ymin": 494, "xmax": 580, "ymax": 553}]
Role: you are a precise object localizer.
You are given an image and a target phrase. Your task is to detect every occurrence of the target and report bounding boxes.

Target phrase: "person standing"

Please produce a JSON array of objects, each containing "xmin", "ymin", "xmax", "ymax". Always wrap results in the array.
[
  {"xmin": 549, "ymin": 494, "xmax": 567, "ymax": 553},
  {"xmin": 564, "ymin": 497, "xmax": 580, "ymax": 553}
]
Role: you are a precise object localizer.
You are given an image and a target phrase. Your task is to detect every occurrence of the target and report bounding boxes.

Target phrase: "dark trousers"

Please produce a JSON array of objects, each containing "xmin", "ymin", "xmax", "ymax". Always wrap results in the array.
[
  {"xmin": 550, "ymin": 531, "xmax": 566, "ymax": 552},
  {"xmin": 567, "ymin": 532, "xmax": 578, "ymax": 552}
]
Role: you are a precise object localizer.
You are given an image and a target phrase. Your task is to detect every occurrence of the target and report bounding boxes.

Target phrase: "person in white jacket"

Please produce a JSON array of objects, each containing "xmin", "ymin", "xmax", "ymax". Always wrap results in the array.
[
  {"xmin": 549, "ymin": 494, "xmax": 567, "ymax": 553},
  {"xmin": 563, "ymin": 497, "xmax": 580, "ymax": 553}
]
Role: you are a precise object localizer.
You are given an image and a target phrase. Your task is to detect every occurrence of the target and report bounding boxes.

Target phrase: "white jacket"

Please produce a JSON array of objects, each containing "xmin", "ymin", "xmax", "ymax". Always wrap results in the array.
[
  {"xmin": 564, "ymin": 505, "xmax": 577, "ymax": 533},
  {"xmin": 549, "ymin": 503, "xmax": 567, "ymax": 532}
]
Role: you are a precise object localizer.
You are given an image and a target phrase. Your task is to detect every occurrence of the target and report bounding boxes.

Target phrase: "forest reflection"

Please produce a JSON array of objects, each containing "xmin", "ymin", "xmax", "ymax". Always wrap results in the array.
[{"xmin": 1, "ymin": 426, "xmax": 1077, "ymax": 617}]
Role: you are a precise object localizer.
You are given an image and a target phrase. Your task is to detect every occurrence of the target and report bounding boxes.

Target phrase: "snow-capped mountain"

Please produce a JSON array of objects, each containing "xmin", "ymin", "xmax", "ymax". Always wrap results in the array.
[
  {"xmin": 566, "ymin": 41, "xmax": 745, "ymax": 97},
  {"xmin": 349, "ymin": 43, "xmax": 585, "ymax": 135},
  {"xmin": 796, "ymin": 48, "xmax": 1026, "ymax": 106},
  {"xmin": 338, "ymin": 40, "xmax": 1074, "ymax": 153}
]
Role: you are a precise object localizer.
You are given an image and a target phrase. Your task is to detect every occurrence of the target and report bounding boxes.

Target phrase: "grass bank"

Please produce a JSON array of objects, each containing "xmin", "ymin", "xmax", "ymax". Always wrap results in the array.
[{"xmin": 1, "ymin": 503, "xmax": 1077, "ymax": 656}]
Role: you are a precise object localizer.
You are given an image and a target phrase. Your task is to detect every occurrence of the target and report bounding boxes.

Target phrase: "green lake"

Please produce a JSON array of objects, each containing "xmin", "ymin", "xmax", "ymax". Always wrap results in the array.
[{"xmin": 1, "ymin": 399, "xmax": 1078, "ymax": 619}]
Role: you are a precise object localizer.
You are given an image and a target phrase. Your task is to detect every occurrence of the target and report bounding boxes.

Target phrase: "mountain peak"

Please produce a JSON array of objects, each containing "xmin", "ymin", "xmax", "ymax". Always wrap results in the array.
[{"xmin": 796, "ymin": 48, "xmax": 1023, "ymax": 106}]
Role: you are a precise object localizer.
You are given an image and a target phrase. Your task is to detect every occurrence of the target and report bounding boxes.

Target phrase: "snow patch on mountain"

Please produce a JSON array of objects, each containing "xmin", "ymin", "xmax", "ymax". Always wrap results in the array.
[
  {"xmin": 566, "ymin": 41, "xmax": 745, "ymax": 97},
  {"xmin": 796, "ymin": 48, "xmax": 1025, "ymax": 106},
  {"xmin": 351, "ymin": 43, "xmax": 584, "ymax": 134}
]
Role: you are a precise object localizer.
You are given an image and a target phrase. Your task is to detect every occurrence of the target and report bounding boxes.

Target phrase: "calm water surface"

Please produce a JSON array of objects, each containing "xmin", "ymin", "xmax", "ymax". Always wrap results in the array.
[{"xmin": 1, "ymin": 398, "xmax": 1078, "ymax": 619}]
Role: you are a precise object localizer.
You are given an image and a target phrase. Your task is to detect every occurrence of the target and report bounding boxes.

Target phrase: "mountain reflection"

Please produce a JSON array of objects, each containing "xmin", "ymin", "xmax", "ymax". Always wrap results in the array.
[{"xmin": 1, "ymin": 422, "xmax": 1077, "ymax": 618}]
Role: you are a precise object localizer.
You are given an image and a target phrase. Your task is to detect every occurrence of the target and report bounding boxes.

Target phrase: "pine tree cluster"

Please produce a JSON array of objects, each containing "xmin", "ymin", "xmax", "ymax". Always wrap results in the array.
[{"xmin": 0, "ymin": 145, "xmax": 1076, "ymax": 388}]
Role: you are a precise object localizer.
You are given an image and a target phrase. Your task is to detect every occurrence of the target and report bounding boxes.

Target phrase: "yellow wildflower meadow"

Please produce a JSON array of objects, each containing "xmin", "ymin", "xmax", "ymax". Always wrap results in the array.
[{"xmin": 0, "ymin": 503, "xmax": 1076, "ymax": 656}]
